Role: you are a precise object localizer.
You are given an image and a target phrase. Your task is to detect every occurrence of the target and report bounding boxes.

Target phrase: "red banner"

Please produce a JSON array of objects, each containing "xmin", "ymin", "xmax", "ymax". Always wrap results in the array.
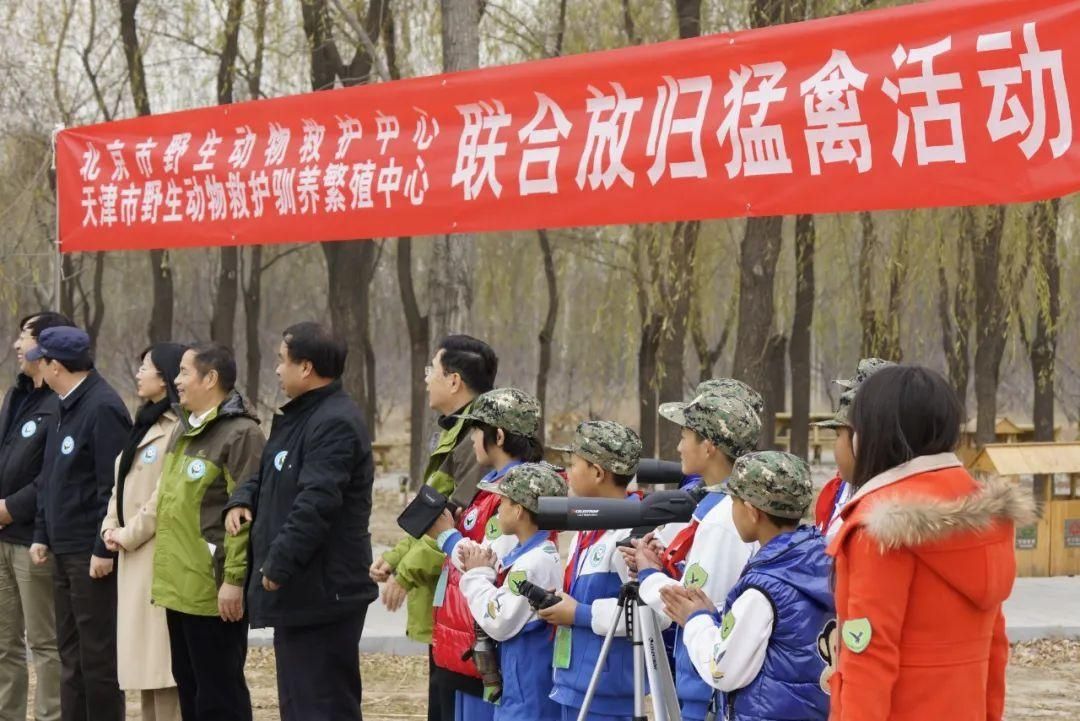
[{"xmin": 57, "ymin": 0, "xmax": 1080, "ymax": 253}]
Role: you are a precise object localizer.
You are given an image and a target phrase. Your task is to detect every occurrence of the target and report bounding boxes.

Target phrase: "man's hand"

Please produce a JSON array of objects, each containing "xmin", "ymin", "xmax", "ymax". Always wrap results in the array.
[
  {"xmin": 381, "ymin": 576, "xmax": 407, "ymax": 612},
  {"xmin": 369, "ymin": 558, "xmax": 392, "ymax": 583},
  {"xmin": 460, "ymin": 543, "xmax": 497, "ymax": 572},
  {"xmin": 0, "ymin": 500, "xmax": 13, "ymax": 526},
  {"xmin": 261, "ymin": 575, "xmax": 281, "ymax": 592},
  {"xmin": 632, "ymin": 537, "xmax": 663, "ymax": 574},
  {"xmin": 218, "ymin": 582, "xmax": 245, "ymax": 622},
  {"xmin": 103, "ymin": 529, "xmax": 125, "ymax": 553},
  {"xmin": 537, "ymin": 591, "xmax": 578, "ymax": 627},
  {"xmin": 424, "ymin": 508, "xmax": 455, "ymax": 539},
  {"xmin": 29, "ymin": 544, "xmax": 49, "ymax": 566},
  {"xmin": 89, "ymin": 555, "xmax": 115, "ymax": 579},
  {"xmin": 225, "ymin": 507, "xmax": 253, "ymax": 536},
  {"xmin": 660, "ymin": 585, "xmax": 715, "ymax": 627}
]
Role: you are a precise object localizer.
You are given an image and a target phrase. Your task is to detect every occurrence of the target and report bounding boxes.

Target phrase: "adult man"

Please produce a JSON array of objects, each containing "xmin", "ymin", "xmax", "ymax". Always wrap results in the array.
[
  {"xmin": 369, "ymin": 335, "xmax": 497, "ymax": 721},
  {"xmin": 0, "ymin": 312, "xmax": 70, "ymax": 721},
  {"xmin": 225, "ymin": 322, "xmax": 377, "ymax": 721},
  {"xmin": 27, "ymin": 326, "xmax": 131, "ymax": 721},
  {"xmin": 153, "ymin": 344, "xmax": 264, "ymax": 721}
]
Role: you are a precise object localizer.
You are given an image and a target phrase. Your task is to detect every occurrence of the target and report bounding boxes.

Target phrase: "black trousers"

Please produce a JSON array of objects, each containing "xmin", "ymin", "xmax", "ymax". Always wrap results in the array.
[
  {"xmin": 273, "ymin": 608, "xmax": 368, "ymax": 721},
  {"xmin": 165, "ymin": 609, "xmax": 252, "ymax": 721},
  {"xmin": 53, "ymin": 552, "xmax": 125, "ymax": 721},
  {"xmin": 427, "ymin": 647, "xmax": 456, "ymax": 721}
]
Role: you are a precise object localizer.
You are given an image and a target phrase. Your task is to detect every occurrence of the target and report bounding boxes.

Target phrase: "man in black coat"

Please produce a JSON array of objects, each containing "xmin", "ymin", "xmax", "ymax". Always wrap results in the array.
[
  {"xmin": 226, "ymin": 322, "xmax": 376, "ymax": 721},
  {"xmin": 27, "ymin": 326, "xmax": 132, "ymax": 721},
  {"xmin": 0, "ymin": 311, "xmax": 70, "ymax": 721}
]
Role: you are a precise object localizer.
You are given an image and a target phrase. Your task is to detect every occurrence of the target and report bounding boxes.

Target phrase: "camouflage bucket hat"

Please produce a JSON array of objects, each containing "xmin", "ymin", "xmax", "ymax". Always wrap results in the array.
[
  {"xmin": 559, "ymin": 420, "xmax": 642, "ymax": 476},
  {"xmin": 478, "ymin": 462, "xmax": 568, "ymax": 513},
  {"xmin": 659, "ymin": 394, "xmax": 762, "ymax": 459},
  {"xmin": 694, "ymin": 378, "xmax": 764, "ymax": 416},
  {"xmin": 834, "ymin": 357, "xmax": 895, "ymax": 391},
  {"xmin": 724, "ymin": 450, "xmax": 813, "ymax": 520},
  {"xmin": 453, "ymin": 387, "xmax": 541, "ymax": 438}
]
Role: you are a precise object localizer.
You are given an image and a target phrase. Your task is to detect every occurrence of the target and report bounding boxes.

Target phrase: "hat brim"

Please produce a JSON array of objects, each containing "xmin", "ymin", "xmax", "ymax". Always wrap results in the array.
[
  {"xmin": 811, "ymin": 419, "xmax": 848, "ymax": 429},
  {"xmin": 476, "ymin": 479, "xmax": 508, "ymax": 496},
  {"xmin": 833, "ymin": 379, "xmax": 856, "ymax": 390},
  {"xmin": 548, "ymin": 444, "xmax": 574, "ymax": 454},
  {"xmin": 658, "ymin": 402, "xmax": 689, "ymax": 427},
  {"xmin": 24, "ymin": 347, "xmax": 46, "ymax": 362}
]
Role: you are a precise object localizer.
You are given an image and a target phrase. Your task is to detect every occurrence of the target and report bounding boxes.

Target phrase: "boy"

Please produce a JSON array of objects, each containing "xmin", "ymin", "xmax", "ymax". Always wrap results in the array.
[
  {"xmin": 661, "ymin": 451, "xmax": 834, "ymax": 721},
  {"xmin": 537, "ymin": 420, "xmax": 646, "ymax": 721},
  {"xmin": 631, "ymin": 393, "xmax": 761, "ymax": 721},
  {"xmin": 457, "ymin": 462, "xmax": 568, "ymax": 721},
  {"xmin": 813, "ymin": 358, "xmax": 893, "ymax": 539}
]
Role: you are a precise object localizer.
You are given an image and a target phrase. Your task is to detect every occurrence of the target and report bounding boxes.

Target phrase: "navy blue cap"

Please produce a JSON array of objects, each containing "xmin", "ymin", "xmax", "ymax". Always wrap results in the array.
[{"xmin": 25, "ymin": 326, "xmax": 91, "ymax": 363}]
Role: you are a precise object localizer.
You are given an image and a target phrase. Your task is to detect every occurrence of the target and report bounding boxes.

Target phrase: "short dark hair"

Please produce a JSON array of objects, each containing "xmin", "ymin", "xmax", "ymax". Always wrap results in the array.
[
  {"xmin": 188, "ymin": 343, "xmax": 238, "ymax": 392},
  {"xmin": 850, "ymin": 365, "xmax": 962, "ymax": 489},
  {"xmin": 47, "ymin": 356, "xmax": 94, "ymax": 373},
  {"xmin": 438, "ymin": 335, "xmax": 497, "ymax": 394},
  {"xmin": 283, "ymin": 322, "xmax": 347, "ymax": 379},
  {"xmin": 612, "ymin": 471, "xmax": 634, "ymax": 488},
  {"xmin": 20, "ymin": 311, "xmax": 74, "ymax": 339},
  {"xmin": 479, "ymin": 424, "xmax": 543, "ymax": 463}
]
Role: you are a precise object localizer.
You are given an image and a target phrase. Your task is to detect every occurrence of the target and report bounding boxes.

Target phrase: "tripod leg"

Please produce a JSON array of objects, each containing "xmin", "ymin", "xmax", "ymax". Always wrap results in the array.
[
  {"xmin": 637, "ymin": 604, "xmax": 682, "ymax": 721},
  {"xmin": 630, "ymin": 602, "xmax": 646, "ymax": 721},
  {"xmin": 576, "ymin": 597, "xmax": 628, "ymax": 721}
]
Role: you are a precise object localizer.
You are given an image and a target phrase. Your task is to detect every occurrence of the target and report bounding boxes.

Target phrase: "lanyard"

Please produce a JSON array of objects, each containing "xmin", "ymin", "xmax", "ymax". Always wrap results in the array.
[{"xmin": 564, "ymin": 529, "xmax": 604, "ymax": 593}]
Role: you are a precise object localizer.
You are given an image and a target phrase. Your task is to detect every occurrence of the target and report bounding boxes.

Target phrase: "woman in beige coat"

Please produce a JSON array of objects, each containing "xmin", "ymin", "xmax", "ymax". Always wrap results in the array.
[{"xmin": 101, "ymin": 343, "xmax": 188, "ymax": 721}]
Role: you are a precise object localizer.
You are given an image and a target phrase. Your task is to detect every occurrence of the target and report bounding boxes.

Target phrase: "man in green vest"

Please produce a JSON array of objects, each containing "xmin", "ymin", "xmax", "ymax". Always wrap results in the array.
[{"xmin": 369, "ymin": 335, "xmax": 497, "ymax": 721}]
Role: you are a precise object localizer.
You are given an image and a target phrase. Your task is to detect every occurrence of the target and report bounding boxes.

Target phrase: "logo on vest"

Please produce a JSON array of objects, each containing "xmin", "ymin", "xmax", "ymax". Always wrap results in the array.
[
  {"xmin": 683, "ymin": 562, "xmax": 709, "ymax": 589},
  {"xmin": 187, "ymin": 459, "xmax": 208, "ymax": 480},
  {"xmin": 841, "ymin": 617, "xmax": 872, "ymax": 654},
  {"xmin": 484, "ymin": 516, "xmax": 501, "ymax": 540},
  {"xmin": 141, "ymin": 445, "xmax": 158, "ymax": 464},
  {"xmin": 589, "ymin": 543, "xmax": 607, "ymax": 568},
  {"xmin": 720, "ymin": 611, "xmax": 736, "ymax": 641},
  {"xmin": 506, "ymin": 570, "xmax": 527, "ymax": 596},
  {"xmin": 710, "ymin": 642, "xmax": 727, "ymax": 681},
  {"xmin": 20, "ymin": 420, "xmax": 37, "ymax": 438},
  {"xmin": 61, "ymin": 436, "xmax": 75, "ymax": 455},
  {"xmin": 274, "ymin": 451, "xmax": 288, "ymax": 471},
  {"xmin": 463, "ymin": 508, "xmax": 480, "ymax": 531}
]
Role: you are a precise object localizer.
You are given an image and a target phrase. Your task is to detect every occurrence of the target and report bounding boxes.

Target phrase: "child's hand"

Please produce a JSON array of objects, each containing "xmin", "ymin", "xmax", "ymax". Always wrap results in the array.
[
  {"xmin": 632, "ymin": 537, "xmax": 663, "ymax": 574},
  {"xmin": 618, "ymin": 545, "xmax": 638, "ymax": 577},
  {"xmin": 660, "ymin": 585, "xmax": 715, "ymax": 627},
  {"xmin": 460, "ymin": 543, "xmax": 497, "ymax": 572},
  {"xmin": 537, "ymin": 591, "xmax": 578, "ymax": 627}
]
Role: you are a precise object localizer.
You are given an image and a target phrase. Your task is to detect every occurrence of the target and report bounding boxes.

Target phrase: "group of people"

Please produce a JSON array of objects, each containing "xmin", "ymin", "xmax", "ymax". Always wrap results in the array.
[
  {"xmin": 1, "ymin": 312, "xmax": 376, "ymax": 721},
  {"xmin": 0, "ymin": 315, "xmax": 1031, "ymax": 721},
  {"xmin": 369, "ymin": 340, "xmax": 1031, "ymax": 721}
]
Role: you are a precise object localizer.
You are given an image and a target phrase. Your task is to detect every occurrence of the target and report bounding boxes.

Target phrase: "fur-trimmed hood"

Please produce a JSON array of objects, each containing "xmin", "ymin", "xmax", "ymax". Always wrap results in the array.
[{"xmin": 863, "ymin": 476, "xmax": 1036, "ymax": 550}]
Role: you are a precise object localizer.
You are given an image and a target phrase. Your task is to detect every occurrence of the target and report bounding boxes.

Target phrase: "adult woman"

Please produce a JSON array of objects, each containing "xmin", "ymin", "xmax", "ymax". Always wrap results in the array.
[
  {"xmin": 101, "ymin": 343, "xmax": 187, "ymax": 721},
  {"xmin": 828, "ymin": 365, "xmax": 1033, "ymax": 721}
]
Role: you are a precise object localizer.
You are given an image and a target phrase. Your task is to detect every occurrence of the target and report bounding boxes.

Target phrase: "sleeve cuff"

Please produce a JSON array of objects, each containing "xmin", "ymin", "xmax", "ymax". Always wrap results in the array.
[
  {"xmin": 638, "ymin": 568, "xmax": 665, "ymax": 584},
  {"xmin": 92, "ymin": 537, "xmax": 116, "ymax": 559},
  {"xmin": 573, "ymin": 602, "xmax": 593, "ymax": 628},
  {"xmin": 687, "ymin": 609, "xmax": 719, "ymax": 626},
  {"xmin": 685, "ymin": 612, "xmax": 719, "ymax": 636},
  {"xmin": 437, "ymin": 529, "xmax": 463, "ymax": 554}
]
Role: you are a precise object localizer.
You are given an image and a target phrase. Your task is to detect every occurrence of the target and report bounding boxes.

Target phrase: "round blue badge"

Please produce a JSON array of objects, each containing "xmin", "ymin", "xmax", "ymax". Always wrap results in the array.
[
  {"xmin": 20, "ymin": 421, "xmax": 37, "ymax": 438},
  {"xmin": 141, "ymin": 445, "xmax": 158, "ymax": 464},
  {"xmin": 274, "ymin": 451, "xmax": 288, "ymax": 471},
  {"xmin": 61, "ymin": 436, "xmax": 75, "ymax": 455},
  {"xmin": 187, "ymin": 459, "xmax": 207, "ymax": 480}
]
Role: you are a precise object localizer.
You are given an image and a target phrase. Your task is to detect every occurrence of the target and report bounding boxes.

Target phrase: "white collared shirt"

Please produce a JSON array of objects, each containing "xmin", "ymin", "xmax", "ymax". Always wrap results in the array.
[{"xmin": 59, "ymin": 376, "xmax": 88, "ymax": 402}]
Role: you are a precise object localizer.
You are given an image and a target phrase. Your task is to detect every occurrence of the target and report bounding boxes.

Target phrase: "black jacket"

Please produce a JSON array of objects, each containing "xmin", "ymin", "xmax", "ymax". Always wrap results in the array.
[
  {"xmin": 0, "ymin": 376, "xmax": 59, "ymax": 546},
  {"xmin": 35, "ymin": 372, "xmax": 132, "ymax": 557},
  {"xmin": 227, "ymin": 379, "xmax": 377, "ymax": 628}
]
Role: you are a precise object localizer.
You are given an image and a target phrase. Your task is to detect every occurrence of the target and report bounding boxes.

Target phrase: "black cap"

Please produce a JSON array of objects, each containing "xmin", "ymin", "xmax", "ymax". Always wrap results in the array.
[{"xmin": 26, "ymin": 326, "xmax": 91, "ymax": 363}]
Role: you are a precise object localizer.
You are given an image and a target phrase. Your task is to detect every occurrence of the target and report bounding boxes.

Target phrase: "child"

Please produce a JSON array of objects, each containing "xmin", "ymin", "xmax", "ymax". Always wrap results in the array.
[
  {"xmin": 537, "ymin": 420, "xmax": 646, "ymax": 721},
  {"xmin": 426, "ymin": 387, "xmax": 544, "ymax": 721},
  {"xmin": 631, "ymin": 392, "xmax": 762, "ymax": 721},
  {"xmin": 660, "ymin": 451, "xmax": 834, "ymax": 721},
  {"xmin": 457, "ymin": 463, "xmax": 569, "ymax": 721},
  {"xmin": 813, "ymin": 358, "xmax": 893, "ymax": 540}
]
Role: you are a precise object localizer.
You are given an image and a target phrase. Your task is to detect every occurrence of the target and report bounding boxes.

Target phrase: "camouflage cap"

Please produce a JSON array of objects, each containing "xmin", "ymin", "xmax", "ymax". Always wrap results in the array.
[
  {"xmin": 659, "ymin": 394, "xmax": 761, "ymax": 459},
  {"xmin": 477, "ymin": 462, "xmax": 568, "ymax": 513},
  {"xmin": 695, "ymin": 378, "xmax": 765, "ymax": 416},
  {"xmin": 560, "ymin": 420, "xmax": 643, "ymax": 476},
  {"xmin": 723, "ymin": 450, "xmax": 813, "ymax": 520},
  {"xmin": 834, "ymin": 357, "xmax": 895, "ymax": 390},
  {"xmin": 814, "ymin": 357, "xmax": 896, "ymax": 428},
  {"xmin": 812, "ymin": 388, "xmax": 857, "ymax": 429},
  {"xmin": 453, "ymin": 387, "xmax": 541, "ymax": 438}
]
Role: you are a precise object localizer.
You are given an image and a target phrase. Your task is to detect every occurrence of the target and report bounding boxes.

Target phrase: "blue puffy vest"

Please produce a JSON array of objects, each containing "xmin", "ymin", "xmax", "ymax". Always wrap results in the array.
[{"xmin": 721, "ymin": 526, "xmax": 834, "ymax": 721}]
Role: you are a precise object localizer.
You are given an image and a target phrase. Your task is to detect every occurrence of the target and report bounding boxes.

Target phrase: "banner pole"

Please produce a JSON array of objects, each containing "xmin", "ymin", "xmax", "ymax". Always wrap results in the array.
[{"xmin": 51, "ymin": 124, "xmax": 63, "ymax": 308}]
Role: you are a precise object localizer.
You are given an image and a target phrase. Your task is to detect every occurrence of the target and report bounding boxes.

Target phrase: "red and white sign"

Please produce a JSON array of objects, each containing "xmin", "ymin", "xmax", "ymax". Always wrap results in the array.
[{"xmin": 56, "ymin": 0, "xmax": 1080, "ymax": 253}]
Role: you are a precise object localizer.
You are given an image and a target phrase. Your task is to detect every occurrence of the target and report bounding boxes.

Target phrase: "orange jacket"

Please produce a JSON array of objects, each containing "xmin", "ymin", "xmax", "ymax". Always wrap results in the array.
[{"xmin": 827, "ymin": 453, "xmax": 1033, "ymax": 721}]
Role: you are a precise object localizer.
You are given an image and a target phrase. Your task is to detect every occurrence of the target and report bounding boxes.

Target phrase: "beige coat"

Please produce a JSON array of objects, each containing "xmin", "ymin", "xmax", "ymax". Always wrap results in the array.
[{"xmin": 101, "ymin": 410, "xmax": 180, "ymax": 691}]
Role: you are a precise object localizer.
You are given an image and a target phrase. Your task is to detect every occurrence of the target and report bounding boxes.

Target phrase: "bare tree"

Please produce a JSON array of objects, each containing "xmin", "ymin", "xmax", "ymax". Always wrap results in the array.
[
  {"xmin": 938, "ymin": 208, "xmax": 974, "ymax": 417},
  {"xmin": 788, "ymin": 213, "xmax": 815, "ymax": 459}
]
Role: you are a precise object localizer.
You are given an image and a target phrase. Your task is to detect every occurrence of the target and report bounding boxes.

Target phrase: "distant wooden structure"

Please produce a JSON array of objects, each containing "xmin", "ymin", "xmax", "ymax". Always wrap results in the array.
[
  {"xmin": 957, "ymin": 416, "xmax": 1061, "ymax": 466},
  {"xmin": 970, "ymin": 442, "xmax": 1080, "ymax": 578},
  {"xmin": 773, "ymin": 412, "xmax": 836, "ymax": 462}
]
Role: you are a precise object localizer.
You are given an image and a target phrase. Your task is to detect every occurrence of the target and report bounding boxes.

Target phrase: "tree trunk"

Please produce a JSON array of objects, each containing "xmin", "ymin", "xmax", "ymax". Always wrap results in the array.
[
  {"xmin": 762, "ymin": 334, "xmax": 787, "ymax": 450},
  {"xmin": 657, "ymin": 220, "xmax": 699, "ymax": 458},
  {"xmin": 119, "ymin": 0, "xmax": 173, "ymax": 343},
  {"xmin": 732, "ymin": 216, "xmax": 784, "ymax": 424},
  {"xmin": 243, "ymin": 246, "xmax": 263, "ymax": 409},
  {"xmin": 789, "ymin": 214, "xmax": 815, "ymax": 460},
  {"xmin": 322, "ymin": 242, "xmax": 378, "ymax": 431},
  {"xmin": 536, "ymin": 230, "xmax": 559, "ymax": 445},
  {"xmin": 858, "ymin": 211, "xmax": 879, "ymax": 358},
  {"xmin": 937, "ymin": 208, "xmax": 973, "ymax": 418},
  {"xmin": 972, "ymin": 205, "xmax": 1009, "ymax": 445},
  {"xmin": 638, "ymin": 316, "xmax": 662, "ymax": 458},
  {"xmin": 398, "ymin": 237, "xmax": 431, "ymax": 488},
  {"xmin": 1029, "ymin": 198, "xmax": 1060, "ymax": 445},
  {"xmin": 210, "ymin": 0, "xmax": 245, "ymax": 349}
]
